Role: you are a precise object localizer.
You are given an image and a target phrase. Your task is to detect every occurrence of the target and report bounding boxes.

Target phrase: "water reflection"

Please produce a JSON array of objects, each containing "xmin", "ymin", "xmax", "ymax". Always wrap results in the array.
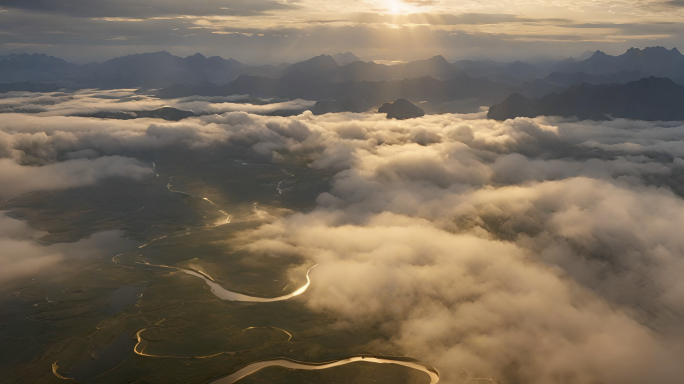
[
  {"xmin": 210, "ymin": 357, "xmax": 440, "ymax": 384},
  {"xmin": 136, "ymin": 260, "xmax": 316, "ymax": 303},
  {"xmin": 101, "ymin": 284, "xmax": 145, "ymax": 316},
  {"xmin": 181, "ymin": 265, "xmax": 315, "ymax": 303}
]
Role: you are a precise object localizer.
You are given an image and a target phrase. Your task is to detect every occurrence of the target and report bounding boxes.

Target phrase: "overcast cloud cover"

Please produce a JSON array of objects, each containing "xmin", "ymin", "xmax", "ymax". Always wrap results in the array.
[
  {"xmin": 2, "ymin": 0, "xmax": 684, "ymax": 62},
  {"xmin": 2, "ymin": 90, "xmax": 684, "ymax": 382}
]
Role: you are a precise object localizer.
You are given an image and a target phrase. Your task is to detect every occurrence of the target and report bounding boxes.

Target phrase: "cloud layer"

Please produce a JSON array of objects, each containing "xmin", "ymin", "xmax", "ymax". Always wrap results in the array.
[
  {"xmin": 3, "ymin": 92, "xmax": 684, "ymax": 382},
  {"xmin": 0, "ymin": 156, "xmax": 152, "ymax": 199},
  {"xmin": 223, "ymin": 110, "xmax": 684, "ymax": 383},
  {"xmin": 0, "ymin": 0, "xmax": 298, "ymax": 18}
]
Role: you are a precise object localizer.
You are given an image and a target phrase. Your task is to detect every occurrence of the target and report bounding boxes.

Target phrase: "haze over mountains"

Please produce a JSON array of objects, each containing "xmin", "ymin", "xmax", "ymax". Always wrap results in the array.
[{"xmin": 3, "ymin": 46, "xmax": 684, "ymax": 118}]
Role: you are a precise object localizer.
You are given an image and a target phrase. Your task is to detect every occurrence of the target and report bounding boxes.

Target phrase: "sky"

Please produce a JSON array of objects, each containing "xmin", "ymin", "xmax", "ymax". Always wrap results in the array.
[{"xmin": 2, "ymin": 0, "xmax": 684, "ymax": 63}]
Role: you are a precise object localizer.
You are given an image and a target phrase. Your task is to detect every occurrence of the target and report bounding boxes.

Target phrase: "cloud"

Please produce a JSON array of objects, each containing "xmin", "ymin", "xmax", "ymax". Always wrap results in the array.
[
  {"xmin": 0, "ymin": 5, "xmax": 679, "ymax": 63},
  {"xmin": 0, "ymin": 213, "xmax": 62, "ymax": 283},
  {"xmin": 349, "ymin": 12, "xmax": 571, "ymax": 26},
  {"xmin": 0, "ymin": 212, "xmax": 131, "ymax": 284},
  {"xmin": 237, "ymin": 150, "xmax": 684, "ymax": 383},
  {"xmin": 657, "ymin": 0, "xmax": 684, "ymax": 8},
  {"xmin": 243, "ymin": 206, "xmax": 684, "ymax": 383},
  {"xmin": 0, "ymin": 89, "xmax": 313, "ymax": 118},
  {"xmin": 0, "ymin": 0, "xmax": 299, "ymax": 18},
  {"xmin": 160, "ymin": 109, "xmax": 684, "ymax": 383},
  {"xmin": 4, "ymin": 95, "xmax": 684, "ymax": 382},
  {"xmin": 177, "ymin": 99, "xmax": 316, "ymax": 115},
  {"xmin": 0, "ymin": 156, "xmax": 153, "ymax": 199},
  {"xmin": 401, "ymin": 0, "xmax": 434, "ymax": 5},
  {"xmin": 489, "ymin": 153, "xmax": 672, "ymax": 184}
]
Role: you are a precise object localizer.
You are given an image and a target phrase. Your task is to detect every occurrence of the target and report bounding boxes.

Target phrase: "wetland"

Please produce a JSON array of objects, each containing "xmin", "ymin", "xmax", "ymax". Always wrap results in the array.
[{"xmin": 0, "ymin": 143, "xmax": 434, "ymax": 384}]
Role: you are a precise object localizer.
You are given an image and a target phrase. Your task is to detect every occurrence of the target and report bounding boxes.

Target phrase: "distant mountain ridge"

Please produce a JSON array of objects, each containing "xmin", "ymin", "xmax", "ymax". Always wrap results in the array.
[
  {"xmin": 0, "ymin": 53, "xmax": 78, "ymax": 83},
  {"xmin": 454, "ymin": 46, "xmax": 684, "ymax": 84},
  {"xmin": 332, "ymin": 52, "xmax": 361, "ymax": 65},
  {"xmin": 553, "ymin": 47, "xmax": 684, "ymax": 81},
  {"xmin": 453, "ymin": 59, "xmax": 541, "ymax": 82},
  {"xmin": 488, "ymin": 77, "xmax": 684, "ymax": 121},
  {"xmin": 543, "ymin": 70, "xmax": 646, "ymax": 87},
  {"xmin": 78, "ymin": 51, "xmax": 244, "ymax": 89},
  {"xmin": 157, "ymin": 73, "xmax": 565, "ymax": 113},
  {"xmin": 3, "ymin": 46, "xmax": 684, "ymax": 89},
  {"xmin": 0, "ymin": 52, "xmax": 462, "ymax": 89},
  {"xmin": 278, "ymin": 54, "xmax": 460, "ymax": 82},
  {"xmin": 3, "ymin": 47, "xmax": 684, "ymax": 115},
  {"xmin": 0, "ymin": 51, "xmax": 245, "ymax": 88}
]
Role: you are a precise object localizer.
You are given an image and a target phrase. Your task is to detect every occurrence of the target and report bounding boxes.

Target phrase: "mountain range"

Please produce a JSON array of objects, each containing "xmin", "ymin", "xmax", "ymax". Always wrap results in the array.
[
  {"xmin": 488, "ymin": 77, "xmax": 684, "ymax": 121},
  {"xmin": 3, "ymin": 47, "xmax": 684, "ymax": 116},
  {"xmin": 0, "ymin": 51, "xmax": 463, "ymax": 89},
  {"xmin": 156, "ymin": 73, "xmax": 565, "ymax": 114},
  {"xmin": 3, "ymin": 46, "xmax": 682, "ymax": 88},
  {"xmin": 553, "ymin": 47, "xmax": 684, "ymax": 81},
  {"xmin": 0, "ymin": 53, "xmax": 78, "ymax": 83}
]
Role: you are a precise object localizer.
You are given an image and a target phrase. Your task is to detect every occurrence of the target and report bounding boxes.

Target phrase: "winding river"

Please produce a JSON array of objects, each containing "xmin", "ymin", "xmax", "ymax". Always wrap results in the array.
[
  {"xmin": 166, "ymin": 178, "xmax": 231, "ymax": 226},
  {"xmin": 181, "ymin": 266, "xmax": 315, "ymax": 302},
  {"xmin": 210, "ymin": 357, "xmax": 440, "ymax": 384},
  {"xmin": 137, "ymin": 260, "xmax": 316, "ymax": 303},
  {"xmin": 129, "ymin": 167, "xmax": 439, "ymax": 384}
]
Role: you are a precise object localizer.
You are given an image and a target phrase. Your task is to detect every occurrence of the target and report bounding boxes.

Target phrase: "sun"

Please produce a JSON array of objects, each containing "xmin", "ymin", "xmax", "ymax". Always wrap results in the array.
[{"xmin": 385, "ymin": 0, "xmax": 408, "ymax": 15}]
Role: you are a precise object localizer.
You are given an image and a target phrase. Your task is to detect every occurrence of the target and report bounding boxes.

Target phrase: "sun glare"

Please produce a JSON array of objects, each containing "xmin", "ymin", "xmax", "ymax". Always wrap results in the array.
[{"xmin": 386, "ymin": 0, "xmax": 406, "ymax": 15}]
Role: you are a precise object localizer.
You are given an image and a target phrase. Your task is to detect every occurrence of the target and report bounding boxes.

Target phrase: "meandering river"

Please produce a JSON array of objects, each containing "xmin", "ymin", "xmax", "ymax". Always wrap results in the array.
[
  {"xmin": 181, "ymin": 266, "xmax": 315, "ymax": 302},
  {"xmin": 136, "ymin": 260, "xmax": 316, "ymax": 303},
  {"xmin": 210, "ymin": 357, "xmax": 439, "ymax": 384}
]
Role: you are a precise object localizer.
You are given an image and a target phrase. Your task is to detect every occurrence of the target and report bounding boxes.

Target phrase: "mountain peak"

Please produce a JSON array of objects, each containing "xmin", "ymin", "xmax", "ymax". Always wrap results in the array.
[
  {"xmin": 590, "ymin": 50, "xmax": 609, "ymax": 58},
  {"xmin": 285, "ymin": 54, "xmax": 339, "ymax": 75},
  {"xmin": 622, "ymin": 46, "xmax": 682, "ymax": 59},
  {"xmin": 302, "ymin": 54, "xmax": 338, "ymax": 66},
  {"xmin": 425, "ymin": 55, "xmax": 450, "ymax": 66},
  {"xmin": 332, "ymin": 52, "xmax": 361, "ymax": 65},
  {"xmin": 378, "ymin": 98, "xmax": 425, "ymax": 120},
  {"xmin": 145, "ymin": 51, "xmax": 173, "ymax": 57},
  {"xmin": 642, "ymin": 46, "xmax": 677, "ymax": 52},
  {"xmin": 636, "ymin": 76, "xmax": 677, "ymax": 86},
  {"xmin": 578, "ymin": 50, "xmax": 596, "ymax": 61}
]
